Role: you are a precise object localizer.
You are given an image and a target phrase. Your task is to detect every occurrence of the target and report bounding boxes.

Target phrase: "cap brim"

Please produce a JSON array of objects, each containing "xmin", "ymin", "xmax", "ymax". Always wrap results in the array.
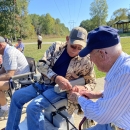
[
  {"xmin": 70, "ymin": 39, "xmax": 86, "ymax": 47},
  {"xmin": 79, "ymin": 47, "xmax": 92, "ymax": 57}
]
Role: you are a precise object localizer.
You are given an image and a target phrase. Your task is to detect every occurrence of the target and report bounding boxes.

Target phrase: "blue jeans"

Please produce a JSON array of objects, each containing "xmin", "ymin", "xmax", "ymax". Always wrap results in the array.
[{"xmin": 6, "ymin": 83, "xmax": 67, "ymax": 130}]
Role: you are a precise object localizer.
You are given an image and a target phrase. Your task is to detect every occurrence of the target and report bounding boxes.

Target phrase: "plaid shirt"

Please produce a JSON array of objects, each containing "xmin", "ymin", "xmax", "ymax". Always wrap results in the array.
[{"xmin": 37, "ymin": 41, "xmax": 96, "ymax": 114}]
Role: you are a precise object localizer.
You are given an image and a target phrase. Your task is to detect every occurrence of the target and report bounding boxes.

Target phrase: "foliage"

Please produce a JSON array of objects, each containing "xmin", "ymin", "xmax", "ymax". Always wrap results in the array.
[
  {"xmin": 0, "ymin": 0, "xmax": 69, "ymax": 40},
  {"xmin": 80, "ymin": 0, "xmax": 108, "ymax": 31},
  {"xmin": 90, "ymin": 0, "xmax": 108, "ymax": 27},
  {"xmin": 0, "ymin": 0, "xmax": 34, "ymax": 40},
  {"xmin": 0, "ymin": 1, "xmax": 14, "ymax": 36},
  {"xmin": 29, "ymin": 13, "xmax": 69, "ymax": 36},
  {"xmin": 80, "ymin": 20, "xmax": 93, "ymax": 32},
  {"xmin": 111, "ymin": 8, "xmax": 129, "ymax": 21},
  {"xmin": 29, "ymin": 14, "xmax": 41, "ymax": 34},
  {"xmin": 107, "ymin": 8, "xmax": 129, "ymax": 27}
]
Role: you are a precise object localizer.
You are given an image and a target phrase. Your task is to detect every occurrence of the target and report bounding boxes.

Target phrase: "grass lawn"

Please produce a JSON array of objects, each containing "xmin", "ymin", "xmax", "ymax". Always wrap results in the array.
[
  {"xmin": 22, "ymin": 37, "xmax": 66, "ymax": 43},
  {"xmin": 119, "ymin": 32, "xmax": 130, "ymax": 37},
  {"xmin": 24, "ymin": 37, "xmax": 130, "ymax": 78}
]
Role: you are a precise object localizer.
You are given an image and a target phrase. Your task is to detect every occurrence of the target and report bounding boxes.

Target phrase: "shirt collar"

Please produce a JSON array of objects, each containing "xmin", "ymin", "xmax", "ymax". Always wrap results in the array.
[
  {"xmin": 105, "ymin": 52, "xmax": 126, "ymax": 82},
  {"xmin": 4, "ymin": 44, "xmax": 10, "ymax": 53}
]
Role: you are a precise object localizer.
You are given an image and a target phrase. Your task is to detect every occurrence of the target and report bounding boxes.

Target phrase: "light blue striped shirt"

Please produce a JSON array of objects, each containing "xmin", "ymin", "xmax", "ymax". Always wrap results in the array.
[{"xmin": 78, "ymin": 52, "xmax": 130, "ymax": 130}]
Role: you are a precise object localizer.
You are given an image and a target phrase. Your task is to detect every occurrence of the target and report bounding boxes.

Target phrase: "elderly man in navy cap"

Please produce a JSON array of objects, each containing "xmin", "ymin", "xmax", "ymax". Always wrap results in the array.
[{"xmin": 69, "ymin": 26, "xmax": 130, "ymax": 130}]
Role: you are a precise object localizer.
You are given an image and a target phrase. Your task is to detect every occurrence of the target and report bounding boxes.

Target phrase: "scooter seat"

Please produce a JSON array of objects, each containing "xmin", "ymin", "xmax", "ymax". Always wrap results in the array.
[{"xmin": 45, "ymin": 99, "xmax": 67, "ymax": 112}]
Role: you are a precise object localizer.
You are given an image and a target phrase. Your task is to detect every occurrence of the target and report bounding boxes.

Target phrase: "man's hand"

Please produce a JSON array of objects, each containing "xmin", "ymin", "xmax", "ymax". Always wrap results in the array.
[
  {"xmin": 0, "ymin": 70, "xmax": 15, "ymax": 81},
  {"xmin": 55, "ymin": 76, "xmax": 72, "ymax": 90},
  {"xmin": 79, "ymin": 90, "xmax": 103, "ymax": 99},
  {"xmin": 72, "ymin": 85, "xmax": 86, "ymax": 93},
  {"xmin": 68, "ymin": 92, "xmax": 80, "ymax": 103}
]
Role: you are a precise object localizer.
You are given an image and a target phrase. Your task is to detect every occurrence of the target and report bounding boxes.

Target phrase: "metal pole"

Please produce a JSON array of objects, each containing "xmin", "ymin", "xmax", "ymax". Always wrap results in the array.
[{"xmin": 13, "ymin": 0, "xmax": 16, "ymax": 41}]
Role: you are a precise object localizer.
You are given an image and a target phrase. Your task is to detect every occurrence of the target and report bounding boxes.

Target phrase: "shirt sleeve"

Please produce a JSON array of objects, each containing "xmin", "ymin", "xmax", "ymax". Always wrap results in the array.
[
  {"xmin": 19, "ymin": 43, "xmax": 24, "ymax": 50},
  {"xmin": 37, "ymin": 42, "xmax": 57, "ymax": 79},
  {"xmin": 4, "ymin": 51, "xmax": 17, "ymax": 71},
  {"xmin": 78, "ymin": 73, "xmax": 130, "ymax": 124}
]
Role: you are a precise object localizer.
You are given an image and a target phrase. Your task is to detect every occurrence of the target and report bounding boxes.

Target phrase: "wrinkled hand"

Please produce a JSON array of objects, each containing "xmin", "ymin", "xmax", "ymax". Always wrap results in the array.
[
  {"xmin": 72, "ymin": 85, "xmax": 87, "ymax": 93},
  {"xmin": 79, "ymin": 90, "xmax": 102, "ymax": 99},
  {"xmin": 68, "ymin": 92, "xmax": 80, "ymax": 103},
  {"xmin": 55, "ymin": 76, "xmax": 72, "ymax": 90}
]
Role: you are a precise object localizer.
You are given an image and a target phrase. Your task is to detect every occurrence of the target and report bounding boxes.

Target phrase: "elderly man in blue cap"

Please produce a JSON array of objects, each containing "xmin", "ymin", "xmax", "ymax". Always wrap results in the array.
[{"xmin": 69, "ymin": 26, "xmax": 130, "ymax": 130}]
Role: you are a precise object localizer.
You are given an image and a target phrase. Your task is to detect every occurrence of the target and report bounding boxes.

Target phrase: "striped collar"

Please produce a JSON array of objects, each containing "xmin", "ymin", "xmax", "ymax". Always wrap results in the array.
[
  {"xmin": 3, "ymin": 44, "xmax": 10, "ymax": 55},
  {"xmin": 105, "ymin": 52, "xmax": 128, "ymax": 82}
]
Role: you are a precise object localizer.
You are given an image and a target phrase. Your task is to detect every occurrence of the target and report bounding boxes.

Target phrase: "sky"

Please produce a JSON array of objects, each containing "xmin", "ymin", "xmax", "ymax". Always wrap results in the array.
[{"xmin": 28, "ymin": 0, "xmax": 130, "ymax": 30}]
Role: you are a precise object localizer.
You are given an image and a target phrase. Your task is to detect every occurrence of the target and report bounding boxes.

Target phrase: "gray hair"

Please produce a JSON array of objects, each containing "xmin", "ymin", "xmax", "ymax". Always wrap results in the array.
[{"xmin": 103, "ymin": 43, "xmax": 122, "ymax": 56}]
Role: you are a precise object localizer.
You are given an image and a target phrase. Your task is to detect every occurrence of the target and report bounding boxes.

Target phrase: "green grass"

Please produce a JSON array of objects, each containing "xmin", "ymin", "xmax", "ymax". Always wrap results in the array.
[
  {"xmin": 24, "ymin": 37, "xmax": 130, "ymax": 78},
  {"xmin": 24, "ymin": 44, "xmax": 51, "ymax": 62},
  {"xmin": 23, "ymin": 37, "xmax": 66, "ymax": 43},
  {"xmin": 119, "ymin": 32, "xmax": 130, "ymax": 37}
]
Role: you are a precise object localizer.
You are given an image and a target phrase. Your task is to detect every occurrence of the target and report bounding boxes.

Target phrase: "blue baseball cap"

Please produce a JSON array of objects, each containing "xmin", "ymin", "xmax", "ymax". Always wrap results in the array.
[{"xmin": 79, "ymin": 26, "xmax": 120, "ymax": 57}]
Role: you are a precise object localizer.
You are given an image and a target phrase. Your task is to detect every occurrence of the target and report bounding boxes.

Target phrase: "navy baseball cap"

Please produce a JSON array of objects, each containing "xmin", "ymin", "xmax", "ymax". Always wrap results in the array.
[{"xmin": 79, "ymin": 26, "xmax": 120, "ymax": 57}]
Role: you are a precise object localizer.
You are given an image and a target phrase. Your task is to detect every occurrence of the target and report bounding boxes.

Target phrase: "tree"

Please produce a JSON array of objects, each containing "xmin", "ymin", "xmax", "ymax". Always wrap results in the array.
[
  {"xmin": 0, "ymin": 0, "xmax": 34, "ymax": 40},
  {"xmin": 0, "ymin": 1, "xmax": 14, "ymax": 36},
  {"xmin": 90, "ymin": 0, "xmax": 108, "ymax": 27},
  {"xmin": 80, "ymin": 20, "xmax": 93, "ymax": 32},
  {"xmin": 107, "ymin": 8, "xmax": 129, "ymax": 27},
  {"xmin": 29, "ymin": 13, "xmax": 69, "ymax": 36},
  {"xmin": 29, "ymin": 14, "xmax": 41, "ymax": 34},
  {"xmin": 0, "ymin": 1, "xmax": 69, "ymax": 39},
  {"xmin": 111, "ymin": 8, "xmax": 129, "ymax": 21},
  {"xmin": 14, "ymin": 0, "xmax": 33, "ymax": 39}
]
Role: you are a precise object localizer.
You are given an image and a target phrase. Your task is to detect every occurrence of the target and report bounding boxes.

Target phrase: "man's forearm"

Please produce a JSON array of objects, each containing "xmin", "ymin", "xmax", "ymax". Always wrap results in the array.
[{"xmin": 0, "ymin": 73, "xmax": 12, "ymax": 81}]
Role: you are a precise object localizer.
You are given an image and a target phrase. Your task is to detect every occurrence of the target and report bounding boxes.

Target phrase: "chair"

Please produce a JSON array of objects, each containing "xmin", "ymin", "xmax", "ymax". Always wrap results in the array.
[
  {"xmin": 8, "ymin": 56, "xmax": 37, "ymax": 98},
  {"xmin": 26, "ymin": 56, "xmax": 36, "ymax": 74}
]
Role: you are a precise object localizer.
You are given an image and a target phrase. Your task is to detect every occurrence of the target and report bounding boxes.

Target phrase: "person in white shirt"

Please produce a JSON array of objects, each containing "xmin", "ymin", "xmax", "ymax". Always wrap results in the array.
[
  {"xmin": 37, "ymin": 34, "xmax": 42, "ymax": 49},
  {"xmin": 68, "ymin": 26, "xmax": 130, "ymax": 130},
  {"xmin": 0, "ymin": 36, "xmax": 30, "ymax": 118}
]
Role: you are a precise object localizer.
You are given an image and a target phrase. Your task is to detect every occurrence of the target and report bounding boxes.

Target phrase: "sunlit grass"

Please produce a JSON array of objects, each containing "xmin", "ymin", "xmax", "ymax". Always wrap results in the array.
[
  {"xmin": 24, "ymin": 37, "xmax": 130, "ymax": 78},
  {"xmin": 23, "ymin": 37, "xmax": 66, "ymax": 43},
  {"xmin": 24, "ymin": 44, "xmax": 51, "ymax": 62}
]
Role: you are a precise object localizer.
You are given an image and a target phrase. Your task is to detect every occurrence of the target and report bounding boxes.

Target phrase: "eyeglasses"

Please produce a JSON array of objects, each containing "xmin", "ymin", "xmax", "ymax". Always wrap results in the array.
[{"xmin": 70, "ymin": 45, "xmax": 82, "ymax": 50}]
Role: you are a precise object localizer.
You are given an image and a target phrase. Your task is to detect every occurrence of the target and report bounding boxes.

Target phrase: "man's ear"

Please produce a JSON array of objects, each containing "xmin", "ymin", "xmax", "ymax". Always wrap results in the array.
[
  {"xmin": 66, "ymin": 36, "xmax": 69, "ymax": 42},
  {"xmin": 99, "ymin": 50, "xmax": 106, "ymax": 60}
]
